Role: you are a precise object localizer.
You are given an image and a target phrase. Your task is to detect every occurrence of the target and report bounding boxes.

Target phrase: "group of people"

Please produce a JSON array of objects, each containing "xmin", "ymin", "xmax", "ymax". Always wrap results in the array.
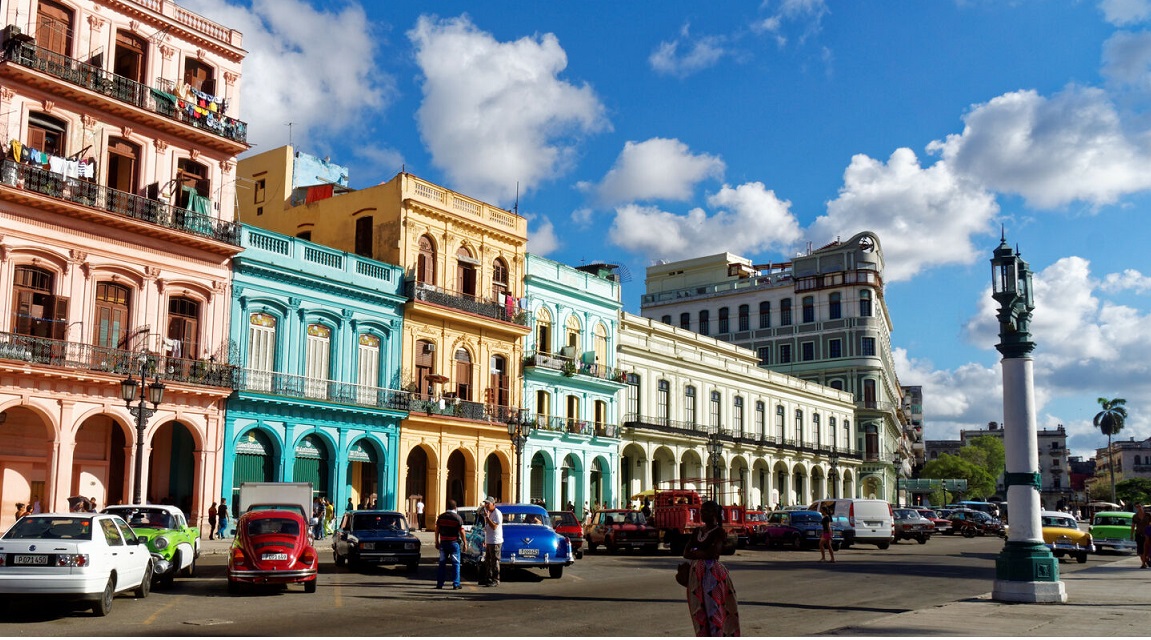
[
  {"xmin": 312, "ymin": 497, "xmax": 335, "ymax": 539},
  {"xmin": 13, "ymin": 495, "xmax": 42, "ymax": 519},
  {"xmin": 207, "ymin": 500, "xmax": 230, "ymax": 539},
  {"xmin": 432, "ymin": 496, "xmax": 503, "ymax": 590}
]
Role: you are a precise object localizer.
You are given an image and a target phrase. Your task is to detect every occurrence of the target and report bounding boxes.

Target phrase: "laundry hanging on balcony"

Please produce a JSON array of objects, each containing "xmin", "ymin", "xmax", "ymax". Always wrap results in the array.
[{"xmin": 181, "ymin": 186, "xmax": 214, "ymax": 234}]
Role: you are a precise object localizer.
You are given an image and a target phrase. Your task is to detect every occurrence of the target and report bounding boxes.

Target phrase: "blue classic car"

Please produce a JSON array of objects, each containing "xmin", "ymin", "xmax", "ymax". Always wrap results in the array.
[
  {"xmin": 332, "ymin": 511, "xmax": 421, "ymax": 572},
  {"xmin": 463, "ymin": 504, "xmax": 573, "ymax": 578},
  {"xmin": 762, "ymin": 510, "xmax": 845, "ymax": 550}
]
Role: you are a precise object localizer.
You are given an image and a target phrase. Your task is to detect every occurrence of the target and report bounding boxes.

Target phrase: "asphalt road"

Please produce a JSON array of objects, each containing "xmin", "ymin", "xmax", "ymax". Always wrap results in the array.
[{"xmin": 0, "ymin": 533, "xmax": 1110, "ymax": 637}]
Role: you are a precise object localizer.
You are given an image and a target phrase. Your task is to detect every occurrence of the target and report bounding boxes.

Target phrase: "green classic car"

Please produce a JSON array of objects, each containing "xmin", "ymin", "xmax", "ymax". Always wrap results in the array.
[
  {"xmin": 103, "ymin": 505, "xmax": 201, "ymax": 585},
  {"xmin": 1089, "ymin": 511, "xmax": 1136, "ymax": 554}
]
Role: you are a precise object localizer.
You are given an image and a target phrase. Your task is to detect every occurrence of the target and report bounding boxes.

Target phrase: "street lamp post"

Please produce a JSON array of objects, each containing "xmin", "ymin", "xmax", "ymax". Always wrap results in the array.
[
  {"xmin": 120, "ymin": 356, "xmax": 165, "ymax": 505},
  {"xmin": 507, "ymin": 409, "xmax": 534, "ymax": 504},
  {"xmin": 707, "ymin": 427, "xmax": 723, "ymax": 502},
  {"xmin": 829, "ymin": 453, "xmax": 840, "ymax": 499},
  {"xmin": 893, "ymin": 454, "xmax": 903, "ymax": 507},
  {"xmin": 989, "ymin": 231, "xmax": 1065, "ymax": 603}
]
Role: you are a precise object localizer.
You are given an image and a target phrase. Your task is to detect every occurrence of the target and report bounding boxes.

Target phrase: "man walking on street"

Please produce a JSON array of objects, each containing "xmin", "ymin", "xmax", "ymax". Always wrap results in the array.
[
  {"xmin": 207, "ymin": 501, "xmax": 217, "ymax": 540},
  {"xmin": 479, "ymin": 496, "xmax": 503, "ymax": 587},
  {"xmin": 435, "ymin": 499, "xmax": 467, "ymax": 590}
]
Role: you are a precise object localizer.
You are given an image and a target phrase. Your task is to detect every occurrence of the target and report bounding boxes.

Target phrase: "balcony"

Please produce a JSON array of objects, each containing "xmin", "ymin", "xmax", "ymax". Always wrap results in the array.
[
  {"xmin": 1, "ymin": 38, "xmax": 247, "ymax": 152},
  {"xmin": 0, "ymin": 330, "xmax": 233, "ymax": 388},
  {"xmin": 522, "ymin": 350, "xmax": 628, "ymax": 384},
  {"xmin": 235, "ymin": 368, "xmax": 409, "ymax": 412},
  {"xmin": 1, "ymin": 160, "xmax": 240, "ymax": 248},
  {"xmin": 526, "ymin": 413, "xmax": 618, "ymax": 438},
  {"xmin": 406, "ymin": 281, "xmax": 529, "ymax": 328},
  {"xmin": 399, "ymin": 393, "xmax": 517, "ymax": 423}
]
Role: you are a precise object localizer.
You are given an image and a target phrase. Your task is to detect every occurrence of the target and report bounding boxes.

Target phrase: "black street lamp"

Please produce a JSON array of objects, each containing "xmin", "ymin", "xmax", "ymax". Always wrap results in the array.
[
  {"xmin": 121, "ymin": 356, "xmax": 165, "ymax": 505},
  {"xmin": 507, "ymin": 409, "xmax": 534, "ymax": 504},
  {"xmin": 707, "ymin": 426, "xmax": 723, "ymax": 501},
  {"xmin": 829, "ymin": 452, "xmax": 840, "ymax": 499}
]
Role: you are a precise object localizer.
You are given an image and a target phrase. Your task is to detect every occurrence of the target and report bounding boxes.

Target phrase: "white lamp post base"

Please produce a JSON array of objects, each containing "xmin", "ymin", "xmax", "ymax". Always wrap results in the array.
[{"xmin": 992, "ymin": 579, "xmax": 1067, "ymax": 603}]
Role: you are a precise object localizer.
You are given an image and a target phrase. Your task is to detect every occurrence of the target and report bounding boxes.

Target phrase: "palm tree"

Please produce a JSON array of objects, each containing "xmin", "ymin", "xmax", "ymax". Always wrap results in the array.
[{"xmin": 1094, "ymin": 397, "xmax": 1128, "ymax": 504}]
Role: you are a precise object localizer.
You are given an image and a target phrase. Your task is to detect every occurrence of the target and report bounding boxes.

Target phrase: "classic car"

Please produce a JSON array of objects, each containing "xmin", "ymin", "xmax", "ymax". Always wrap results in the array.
[
  {"xmin": 584, "ymin": 509, "xmax": 660, "ymax": 553},
  {"xmin": 102, "ymin": 504, "xmax": 200, "ymax": 586},
  {"xmin": 332, "ymin": 510, "xmax": 420, "ymax": 571},
  {"xmin": 463, "ymin": 503, "xmax": 573, "ymax": 578},
  {"xmin": 948, "ymin": 508, "xmax": 1005, "ymax": 538},
  {"xmin": 915, "ymin": 508, "xmax": 952, "ymax": 535},
  {"xmin": 227, "ymin": 508, "xmax": 318, "ymax": 593},
  {"xmin": 1041, "ymin": 510, "xmax": 1093, "ymax": 563},
  {"xmin": 893, "ymin": 508, "xmax": 935, "ymax": 544},
  {"xmin": 762, "ymin": 510, "xmax": 844, "ymax": 550},
  {"xmin": 547, "ymin": 510, "xmax": 586, "ymax": 559},
  {"xmin": 745, "ymin": 510, "xmax": 769, "ymax": 545},
  {"xmin": 0, "ymin": 513, "xmax": 153, "ymax": 616},
  {"xmin": 1089, "ymin": 511, "xmax": 1136, "ymax": 553},
  {"xmin": 458, "ymin": 506, "xmax": 479, "ymax": 534}
]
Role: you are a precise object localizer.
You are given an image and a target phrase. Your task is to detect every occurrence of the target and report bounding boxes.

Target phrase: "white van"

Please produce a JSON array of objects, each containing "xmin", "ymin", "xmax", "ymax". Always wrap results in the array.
[{"xmin": 809, "ymin": 498, "xmax": 895, "ymax": 549}]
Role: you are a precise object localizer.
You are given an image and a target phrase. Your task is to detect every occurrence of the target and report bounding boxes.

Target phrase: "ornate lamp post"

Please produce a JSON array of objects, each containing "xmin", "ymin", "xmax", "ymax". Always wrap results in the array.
[
  {"xmin": 507, "ymin": 409, "xmax": 534, "ymax": 504},
  {"xmin": 892, "ymin": 454, "xmax": 904, "ymax": 507},
  {"xmin": 989, "ymin": 231, "xmax": 1065, "ymax": 603},
  {"xmin": 121, "ymin": 356, "xmax": 165, "ymax": 505},
  {"xmin": 707, "ymin": 426, "xmax": 724, "ymax": 501},
  {"xmin": 829, "ymin": 453, "xmax": 840, "ymax": 499}
]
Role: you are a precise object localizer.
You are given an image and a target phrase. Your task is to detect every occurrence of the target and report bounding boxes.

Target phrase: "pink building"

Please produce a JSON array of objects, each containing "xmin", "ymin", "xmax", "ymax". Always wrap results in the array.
[{"xmin": 0, "ymin": 0, "xmax": 245, "ymax": 532}]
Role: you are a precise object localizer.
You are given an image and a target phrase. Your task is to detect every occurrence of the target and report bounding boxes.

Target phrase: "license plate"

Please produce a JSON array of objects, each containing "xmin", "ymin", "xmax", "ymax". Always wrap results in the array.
[
  {"xmin": 518, "ymin": 548, "xmax": 539, "ymax": 557},
  {"xmin": 865, "ymin": 521, "xmax": 881, "ymax": 527},
  {"xmin": 377, "ymin": 555, "xmax": 398, "ymax": 562},
  {"xmin": 14, "ymin": 555, "xmax": 48, "ymax": 565},
  {"xmin": 261, "ymin": 553, "xmax": 289, "ymax": 561},
  {"xmin": 360, "ymin": 543, "xmax": 375, "ymax": 550}
]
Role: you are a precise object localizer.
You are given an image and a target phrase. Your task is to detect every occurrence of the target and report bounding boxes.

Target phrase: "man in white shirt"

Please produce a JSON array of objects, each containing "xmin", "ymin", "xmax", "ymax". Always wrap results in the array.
[
  {"xmin": 416, "ymin": 497, "xmax": 425, "ymax": 531},
  {"xmin": 479, "ymin": 496, "xmax": 503, "ymax": 587}
]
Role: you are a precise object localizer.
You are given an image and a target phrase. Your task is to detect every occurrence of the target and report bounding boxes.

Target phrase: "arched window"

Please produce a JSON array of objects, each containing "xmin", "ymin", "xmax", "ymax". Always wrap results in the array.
[
  {"xmin": 417, "ymin": 235, "xmax": 436, "ymax": 285},
  {"xmin": 593, "ymin": 323, "xmax": 609, "ymax": 370},
  {"xmin": 679, "ymin": 313, "xmax": 690, "ymax": 330},
  {"xmin": 415, "ymin": 339, "xmax": 435, "ymax": 396},
  {"xmin": 304, "ymin": 324, "xmax": 331, "ymax": 398},
  {"xmin": 812, "ymin": 413, "xmax": 821, "ymax": 446},
  {"xmin": 167, "ymin": 296, "xmax": 200, "ymax": 359},
  {"xmin": 106, "ymin": 137, "xmax": 141, "ymax": 214},
  {"xmin": 454, "ymin": 348, "xmax": 473, "ymax": 400},
  {"xmin": 37, "ymin": 0, "xmax": 73, "ymax": 56},
  {"xmin": 492, "ymin": 257, "xmax": 509, "ymax": 299},
  {"xmin": 860, "ymin": 290, "xmax": 873, "ymax": 317},
  {"xmin": 828, "ymin": 417, "xmax": 837, "ymax": 448},
  {"xmin": 755, "ymin": 401, "xmax": 766, "ymax": 437},
  {"xmin": 535, "ymin": 389, "xmax": 551, "ymax": 420},
  {"xmin": 565, "ymin": 315, "xmax": 582, "ymax": 351},
  {"xmin": 12, "ymin": 265, "xmax": 64, "ymax": 340},
  {"xmin": 94, "ymin": 282, "xmax": 131, "ymax": 349},
  {"xmin": 489, "ymin": 354, "xmax": 508, "ymax": 407},
  {"xmin": 535, "ymin": 307, "xmax": 552, "ymax": 354},
  {"xmin": 456, "ymin": 247, "xmax": 478, "ymax": 297},
  {"xmin": 246, "ymin": 312, "xmax": 276, "ymax": 392}
]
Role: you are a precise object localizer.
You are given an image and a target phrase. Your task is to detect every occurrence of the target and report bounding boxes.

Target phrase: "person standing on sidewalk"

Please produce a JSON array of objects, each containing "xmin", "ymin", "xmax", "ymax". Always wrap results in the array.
[
  {"xmin": 1134, "ymin": 504, "xmax": 1150, "ymax": 568},
  {"xmin": 479, "ymin": 497, "xmax": 503, "ymax": 587},
  {"xmin": 217, "ymin": 500, "xmax": 230, "ymax": 539},
  {"xmin": 417, "ymin": 497, "xmax": 426, "ymax": 531},
  {"xmin": 818, "ymin": 506, "xmax": 836, "ymax": 563},
  {"xmin": 207, "ymin": 501, "xmax": 218, "ymax": 540},
  {"xmin": 435, "ymin": 499, "xmax": 467, "ymax": 590}
]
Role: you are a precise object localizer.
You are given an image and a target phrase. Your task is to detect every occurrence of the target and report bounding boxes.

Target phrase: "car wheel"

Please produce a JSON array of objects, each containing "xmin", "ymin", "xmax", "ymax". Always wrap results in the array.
[
  {"xmin": 962, "ymin": 528, "xmax": 976, "ymax": 539},
  {"xmin": 92, "ymin": 577, "xmax": 114, "ymax": 617},
  {"xmin": 1076, "ymin": 552, "xmax": 1088, "ymax": 564},
  {"xmin": 549, "ymin": 565, "xmax": 564, "ymax": 579},
  {"xmin": 405, "ymin": 561, "xmax": 419, "ymax": 573},
  {"xmin": 1054, "ymin": 551, "xmax": 1065, "ymax": 559},
  {"xmin": 304, "ymin": 580, "xmax": 317, "ymax": 594},
  {"xmin": 916, "ymin": 535, "xmax": 928, "ymax": 544},
  {"xmin": 877, "ymin": 542, "xmax": 890, "ymax": 550},
  {"xmin": 135, "ymin": 563, "xmax": 152, "ymax": 598}
]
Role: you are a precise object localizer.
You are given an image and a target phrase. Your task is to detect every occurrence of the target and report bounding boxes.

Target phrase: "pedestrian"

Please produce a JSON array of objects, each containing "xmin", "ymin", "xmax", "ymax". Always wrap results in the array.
[
  {"xmin": 642, "ymin": 498, "xmax": 652, "ymax": 520},
  {"xmin": 435, "ymin": 499, "xmax": 467, "ymax": 590},
  {"xmin": 207, "ymin": 501, "xmax": 218, "ymax": 540},
  {"xmin": 417, "ymin": 496, "xmax": 425, "ymax": 531},
  {"xmin": 818, "ymin": 506, "xmax": 836, "ymax": 563},
  {"xmin": 1136, "ymin": 503, "xmax": 1151, "ymax": 569},
  {"xmin": 325, "ymin": 498, "xmax": 336, "ymax": 537},
  {"xmin": 30, "ymin": 494, "xmax": 41, "ymax": 514},
  {"xmin": 347, "ymin": 497, "xmax": 355, "ymax": 512},
  {"xmin": 682, "ymin": 500, "xmax": 740, "ymax": 636},
  {"xmin": 217, "ymin": 500, "xmax": 230, "ymax": 538},
  {"xmin": 478, "ymin": 496, "xmax": 503, "ymax": 587},
  {"xmin": 89, "ymin": 497, "xmax": 98, "ymax": 512},
  {"xmin": 14, "ymin": 502, "xmax": 29, "ymax": 520}
]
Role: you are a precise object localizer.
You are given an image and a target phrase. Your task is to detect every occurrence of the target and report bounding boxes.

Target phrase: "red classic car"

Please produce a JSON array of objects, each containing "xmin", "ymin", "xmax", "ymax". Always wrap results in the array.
[
  {"xmin": 227, "ymin": 508, "xmax": 318, "ymax": 594},
  {"xmin": 548, "ymin": 510, "xmax": 586, "ymax": 559},
  {"xmin": 584, "ymin": 509, "xmax": 660, "ymax": 553}
]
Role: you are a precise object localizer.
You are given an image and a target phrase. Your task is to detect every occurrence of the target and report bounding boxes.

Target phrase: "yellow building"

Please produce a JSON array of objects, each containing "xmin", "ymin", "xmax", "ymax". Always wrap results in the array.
[{"xmin": 237, "ymin": 146, "xmax": 531, "ymax": 517}]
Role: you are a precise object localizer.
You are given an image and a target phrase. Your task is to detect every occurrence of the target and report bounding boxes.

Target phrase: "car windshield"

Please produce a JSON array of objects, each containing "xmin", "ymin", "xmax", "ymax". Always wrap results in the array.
[
  {"xmin": 1042, "ymin": 516, "xmax": 1077, "ymax": 528},
  {"xmin": 599, "ymin": 511, "xmax": 648, "ymax": 526},
  {"xmin": 747, "ymin": 513, "xmax": 767, "ymax": 522},
  {"xmin": 3, "ymin": 516, "xmax": 93, "ymax": 540},
  {"xmin": 246, "ymin": 517, "xmax": 301, "ymax": 536},
  {"xmin": 503, "ymin": 511, "xmax": 549, "ymax": 525},
  {"xmin": 918, "ymin": 510, "xmax": 939, "ymax": 518},
  {"xmin": 550, "ymin": 512, "xmax": 579, "ymax": 528},
  {"xmin": 1094, "ymin": 515, "xmax": 1130, "ymax": 526},
  {"xmin": 352, "ymin": 513, "xmax": 406, "ymax": 530},
  {"xmin": 791, "ymin": 513, "xmax": 821, "ymax": 524},
  {"xmin": 104, "ymin": 507, "xmax": 175, "ymax": 529},
  {"xmin": 894, "ymin": 509, "xmax": 919, "ymax": 519}
]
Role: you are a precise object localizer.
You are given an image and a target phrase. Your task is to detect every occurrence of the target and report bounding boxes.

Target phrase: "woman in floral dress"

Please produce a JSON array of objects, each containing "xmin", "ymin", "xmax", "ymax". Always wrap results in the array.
[{"xmin": 683, "ymin": 500, "xmax": 741, "ymax": 636}]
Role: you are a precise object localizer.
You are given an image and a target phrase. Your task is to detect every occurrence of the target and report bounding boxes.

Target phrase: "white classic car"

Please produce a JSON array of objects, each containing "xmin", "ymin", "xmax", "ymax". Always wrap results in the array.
[{"xmin": 0, "ymin": 513, "xmax": 154, "ymax": 616}]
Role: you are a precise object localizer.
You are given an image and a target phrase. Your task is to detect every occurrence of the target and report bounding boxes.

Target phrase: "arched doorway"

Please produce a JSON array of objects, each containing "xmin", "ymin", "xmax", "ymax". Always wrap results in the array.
[
  {"xmin": 149, "ymin": 421, "xmax": 196, "ymax": 516},
  {"xmin": 589, "ymin": 457, "xmax": 605, "ymax": 508},
  {"xmin": 346, "ymin": 438, "xmax": 380, "ymax": 511},
  {"xmin": 529, "ymin": 451, "xmax": 551, "ymax": 504},
  {"xmin": 446, "ymin": 450, "xmax": 466, "ymax": 507},
  {"xmin": 0, "ymin": 406, "xmax": 53, "ymax": 530},
  {"xmin": 560, "ymin": 454, "xmax": 581, "ymax": 510},
  {"xmin": 482, "ymin": 453, "xmax": 503, "ymax": 503},
  {"xmin": 293, "ymin": 434, "xmax": 330, "ymax": 499},
  {"xmin": 233, "ymin": 429, "xmax": 275, "ymax": 511},
  {"xmin": 405, "ymin": 447, "xmax": 429, "ymax": 510},
  {"xmin": 74, "ymin": 414, "xmax": 126, "ymax": 508}
]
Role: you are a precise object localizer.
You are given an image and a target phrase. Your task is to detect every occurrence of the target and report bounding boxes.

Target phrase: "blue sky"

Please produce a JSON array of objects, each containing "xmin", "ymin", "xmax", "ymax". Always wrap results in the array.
[{"xmin": 185, "ymin": 0, "xmax": 1151, "ymax": 460}]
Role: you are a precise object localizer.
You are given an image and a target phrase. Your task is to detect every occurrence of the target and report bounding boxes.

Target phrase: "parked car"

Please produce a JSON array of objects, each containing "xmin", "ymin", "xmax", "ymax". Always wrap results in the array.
[
  {"xmin": 745, "ymin": 510, "xmax": 769, "ymax": 545},
  {"xmin": 584, "ymin": 509, "xmax": 660, "ymax": 553},
  {"xmin": 463, "ymin": 504, "xmax": 573, "ymax": 578},
  {"xmin": 102, "ymin": 504, "xmax": 200, "ymax": 586},
  {"xmin": 1089, "ymin": 511, "xmax": 1136, "ymax": 554},
  {"xmin": 893, "ymin": 508, "xmax": 935, "ymax": 544},
  {"xmin": 457, "ymin": 506, "xmax": 479, "ymax": 534},
  {"xmin": 331, "ymin": 510, "xmax": 420, "ymax": 571},
  {"xmin": 227, "ymin": 508, "xmax": 318, "ymax": 594},
  {"xmin": 1041, "ymin": 510, "xmax": 1092, "ymax": 563},
  {"xmin": 548, "ymin": 510, "xmax": 585, "ymax": 559},
  {"xmin": 915, "ymin": 508, "xmax": 952, "ymax": 535},
  {"xmin": 810, "ymin": 499, "xmax": 894, "ymax": 549},
  {"xmin": 948, "ymin": 508, "xmax": 1005, "ymax": 538},
  {"xmin": 762, "ymin": 510, "xmax": 843, "ymax": 550},
  {"xmin": 0, "ymin": 513, "xmax": 153, "ymax": 616}
]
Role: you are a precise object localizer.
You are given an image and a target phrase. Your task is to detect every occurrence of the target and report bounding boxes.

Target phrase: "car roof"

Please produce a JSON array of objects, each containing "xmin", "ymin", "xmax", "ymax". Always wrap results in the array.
[
  {"xmin": 103, "ymin": 504, "xmax": 185, "ymax": 515},
  {"xmin": 348, "ymin": 510, "xmax": 404, "ymax": 516},
  {"xmin": 1094, "ymin": 511, "xmax": 1134, "ymax": 517},
  {"xmin": 1041, "ymin": 510, "xmax": 1078, "ymax": 518}
]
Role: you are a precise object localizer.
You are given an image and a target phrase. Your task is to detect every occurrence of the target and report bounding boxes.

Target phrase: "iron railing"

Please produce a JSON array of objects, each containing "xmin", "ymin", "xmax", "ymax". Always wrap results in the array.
[
  {"xmin": 522, "ymin": 350, "xmax": 627, "ymax": 383},
  {"xmin": 0, "ymin": 160, "xmax": 240, "ymax": 245},
  {"xmin": 525, "ymin": 412, "xmax": 618, "ymax": 438},
  {"xmin": 235, "ymin": 368, "xmax": 409, "ymax": 412},
  {"xmin": 0, "ymin": 331, "xmax": 233, "ymax": 387},
  {"xmin": 406, "ymin": 281, "xmax": 528, "ymax": 325},
  {"xmin": 2, "ymin": 38, "xmax": 248, "ymax": 144}
]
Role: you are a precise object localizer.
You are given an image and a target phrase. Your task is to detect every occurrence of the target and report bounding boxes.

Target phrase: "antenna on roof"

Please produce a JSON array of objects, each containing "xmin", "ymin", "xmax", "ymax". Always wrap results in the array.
[
  {"xmin": 514, "ymin": 182, "xmax": 520, "ymax": 215},
  {"xmin": 285, "ymin": 122, "xmax": 293, "ymax": 147}
]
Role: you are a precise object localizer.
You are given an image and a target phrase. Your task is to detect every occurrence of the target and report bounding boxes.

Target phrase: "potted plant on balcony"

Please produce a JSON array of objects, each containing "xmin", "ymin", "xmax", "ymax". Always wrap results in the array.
[
  {"xmin": 523, "ymin": 354, "xmax": 537, "ymax": 367},
  {"xmin": 561, "ymin": 360, "xmax": 578, "ymax": 377},
  {"xmin": 612, "ymin": 370, "xmax": 628, "ymax": 383}
]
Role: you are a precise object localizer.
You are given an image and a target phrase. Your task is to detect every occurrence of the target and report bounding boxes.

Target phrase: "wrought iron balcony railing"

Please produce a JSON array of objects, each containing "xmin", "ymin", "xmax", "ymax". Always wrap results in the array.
[
  {"xmin": 0, "ymin": 331, "xmax": 234, "ymax": 388},
  {"xmin": 2, "ymin": 38, "xmax": 248, "ymax": 144},
  {"xmin": 1, "ymin": 160, "xmax": 240, "ymax": 245},
  {"xmin": 235, "ymin": 368, "xmax": 409, "ymax": 412},
  {"xmin": 524, "ymin": 412, "xmax": 618, "ymax": 438},
  {"xmin": 522, "ymin": 350, "xmax": 627, "ymax": 383},
  {"xmin": 399, "ymin": 392, "xmax": 519, "ymax": 424},
  {"xmin": 406, "ymin": 281, "xmax": 529, "ymax": 326}
]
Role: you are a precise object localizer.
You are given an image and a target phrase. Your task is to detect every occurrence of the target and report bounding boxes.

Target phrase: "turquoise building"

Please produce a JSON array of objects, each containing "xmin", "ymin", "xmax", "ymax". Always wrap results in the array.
[
  {"xmin": 522, "ymin": 256, "xmax": 625, "ymax": 515},
  {"xmin": 223, "ymin": 225, "xmax": 408, "ymax": 514}
]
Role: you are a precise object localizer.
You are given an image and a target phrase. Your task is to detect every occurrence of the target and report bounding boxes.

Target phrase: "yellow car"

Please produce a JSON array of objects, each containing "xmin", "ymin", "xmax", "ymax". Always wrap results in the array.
[{"xmin": 1041, "ymin": 510, "xmax": 1093, "ymax": 563}]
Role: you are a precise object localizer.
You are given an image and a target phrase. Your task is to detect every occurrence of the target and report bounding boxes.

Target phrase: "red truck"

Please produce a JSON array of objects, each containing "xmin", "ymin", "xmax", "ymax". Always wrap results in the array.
[{"xmin": 651, "ymin": 487, "xmax": 738, "ymax": 555}]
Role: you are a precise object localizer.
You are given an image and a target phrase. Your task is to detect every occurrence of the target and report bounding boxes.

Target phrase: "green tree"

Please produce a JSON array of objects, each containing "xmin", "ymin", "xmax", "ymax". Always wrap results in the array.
[
  {"xmin": 921, "ymin": 453, "xmax": 997, "ymax": 501},
  {"xmin": 1095, "ymin": 397, "xmax": 1128, "ymax": 504},
  {"xmin": 959, "ymin": 435, "xmax": 1006, "ymax": 481},
  {"xmin": 1115, "ymin": 478, "xmax": 1151, "ymax": 508}
]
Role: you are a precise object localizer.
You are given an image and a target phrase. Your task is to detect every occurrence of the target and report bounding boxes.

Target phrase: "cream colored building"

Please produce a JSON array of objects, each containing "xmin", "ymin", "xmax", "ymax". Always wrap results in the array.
[
  {"xmin": 237, "ymin": 146, "xmax": 531, "ymax": 516},
  {"xmin": 617, "ymin": 312, "xmax": 859, "ymax": 508}
]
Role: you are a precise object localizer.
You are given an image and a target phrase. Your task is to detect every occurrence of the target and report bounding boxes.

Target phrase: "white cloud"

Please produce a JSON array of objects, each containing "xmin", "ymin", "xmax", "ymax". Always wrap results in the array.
[
  {"xmin": 527, "ymin": 216, "xmax": 560, "ymax": 255},
  {"xmin": 1102, "ymin": 268, "xmax": 1151, "ymax": 293},
  {"xmin": 181, "ymin": 0, "xmax": 391, "ymax": 157},
  {"xmin": 750, "ymin": 0, "xmax": 829, "ymax": 46},
  {"xmin": 894, "ymin": 348, "xmax": 1002, "ymax": 441},
  {"xmin": 1100, "ymin": 0, "xmax": 1151, "ymax": 26},
  {"xmin": 927, "ymin": 87, "xmax": 1151, "ymax": 209},
  {"xmin": 408, "ymin": 15, "xmax": 609, "ymax": 206},
  {"xmin": 810, "ymin": 148, "xmax": 999, "ymax": 282},
  {"xmin": 608, "ymin": 182, "xmax": 801, "ymax": 262},
  {"xmin": 1103, "ymin": 30, "xmax": 1151, "ymax": 89},
  {"xmin": 649, "ymin": 24, "xmax": 727, "ymax": 77},
  {"xmin": 584, "ymin": 138, "xmax": 725, "ymax": 205}
]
